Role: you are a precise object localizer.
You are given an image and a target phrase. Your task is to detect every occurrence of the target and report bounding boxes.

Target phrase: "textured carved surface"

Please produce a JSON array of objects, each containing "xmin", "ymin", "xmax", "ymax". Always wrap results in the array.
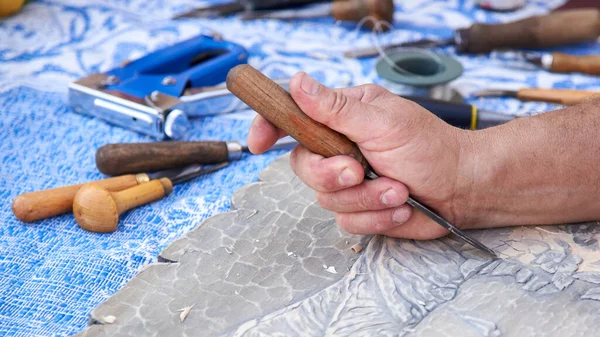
[{"xmin": 75, "ymin": 154, "xmax": 600, "ymax": 336}]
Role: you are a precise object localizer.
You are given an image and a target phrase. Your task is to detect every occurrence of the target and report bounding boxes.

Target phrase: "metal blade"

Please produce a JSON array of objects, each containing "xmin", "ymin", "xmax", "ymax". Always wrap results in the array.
[
  {"xmin": 149, "ymin": 162, "xmax": 229, "ymax": 185},
  {"xmin": 472, "ymin": 89, "xmax": 518, "ymax": 98},
  {"xmin": 366, "ymin": 171, "xmax": 497, "ymax": 257},
  {"xmin": 241, "ymin": 137, "xmax": 298, "ymax": 152},
  {"xmin": 172, "ymin": 2, "xmax": 244, "ymax": 19},
  {"xmin": 344, "ymin": 37, "xmax": 455, "ymax": 59}
]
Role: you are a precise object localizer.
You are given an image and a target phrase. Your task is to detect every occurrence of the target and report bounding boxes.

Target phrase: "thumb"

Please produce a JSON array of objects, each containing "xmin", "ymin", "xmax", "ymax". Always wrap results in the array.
[{"xmin": 289, "ymin": 72, "xmax": 392, "ymax": 144}]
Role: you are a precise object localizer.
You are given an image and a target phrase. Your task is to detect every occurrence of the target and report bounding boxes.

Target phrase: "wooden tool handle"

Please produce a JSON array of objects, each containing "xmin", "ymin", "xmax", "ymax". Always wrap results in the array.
[
  {"xmin": 331, "ymin": 0, "xmax": 395, "ymax": 31},
  {"xmin": 226, "ymin": 65, "xmax": 369, "ymax": 170},
  {"xmin": 550, "ymin": 53, "xmax": 600, "ymax": 75},
  {"xmin": 12, "ymin": 174, "xmax": 144, "ymax": 223},
  {"xmin": 96, "ymin": 142, "xmax": 229, "ymax": 176},
  {"xmin": 456, "ymin": 9, "xmax": 600, "ymax": 54},
  {"xmin": 517, "ymin": 88, "xmax": 599, "ymax": 105},
  {"xmin": 73, "ymin": 178, "xmax": 172, "ymax": 233}
]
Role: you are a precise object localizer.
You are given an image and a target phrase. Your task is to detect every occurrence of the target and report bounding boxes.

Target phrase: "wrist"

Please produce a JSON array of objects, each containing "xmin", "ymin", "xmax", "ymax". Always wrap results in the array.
[{"xmin": 451, "ymin": 126, "xmax": 511, "ymax": 230}]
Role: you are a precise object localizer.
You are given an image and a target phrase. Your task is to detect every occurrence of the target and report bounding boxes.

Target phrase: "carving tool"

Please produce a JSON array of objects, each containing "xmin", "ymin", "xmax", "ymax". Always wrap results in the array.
[
  {"xmin": 474, "ymin": 88, "xmax": 599, "ymax": 105},
  {"xmin": 226, "ymin": 64, "xmax": 497, "ymax": 257},
  {"xmin": 403, "ymin": 95, "xmax": 514, "ymax": 130},
  {"xmin": 523, "ymin": 52, "xmax": 600, "ymax": 76},
  {"xmin": 344, "ymin": 8, "xmax": 600, "ymax": 58},
  {"xmin": 241, "ymin": 0, "xmax": 395, "ymax": 31},
  {"xmin": 95, "ymin": 137, "xmax": 298, "ymax": 176},
  {"xmin": 12, "ymin": 162, "xmax": 227, "ymax": 223},
  {"xmin": 173, "ymin": 0, "xmax": 328, "ymax": 19},
  {"xmin": 73, "ymin": 163, "xmax": 229, "ymax": 233},
  {"xmin": 68, "ymin": 34, "xmax": 248, "ymax": 139}
]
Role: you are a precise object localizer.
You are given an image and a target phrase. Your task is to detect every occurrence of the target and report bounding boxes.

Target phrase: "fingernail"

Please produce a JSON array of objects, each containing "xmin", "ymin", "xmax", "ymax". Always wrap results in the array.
[
  {"xmin": 338, "ymin": 168, "xmax": 358, "ymax": 187},
  {"xmin": 380, "ymin": 189, "xmax": 399, "ymax": 207},
  {"xmin": 392, "ymin": 207, "xmax": 410, "ymax": 224},
  {"xmin": 300, "ymin": 73, "xmax": 320, "ymax": 95}
]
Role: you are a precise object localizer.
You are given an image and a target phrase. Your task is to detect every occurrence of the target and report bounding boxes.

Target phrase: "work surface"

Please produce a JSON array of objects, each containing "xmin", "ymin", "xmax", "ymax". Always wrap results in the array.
[{"xmin": 1, "ymin": 0, "xmax": 599, "ymax": 336}]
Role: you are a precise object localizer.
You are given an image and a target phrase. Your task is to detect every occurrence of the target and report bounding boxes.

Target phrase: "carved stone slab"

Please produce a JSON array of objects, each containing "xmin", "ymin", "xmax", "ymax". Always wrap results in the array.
[{"xmin": 75, "ymin": 154, "xmax": 600, "ymax": 336}]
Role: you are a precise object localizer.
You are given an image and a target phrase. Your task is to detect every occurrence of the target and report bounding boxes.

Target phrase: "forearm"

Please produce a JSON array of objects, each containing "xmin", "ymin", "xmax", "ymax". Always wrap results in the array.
[{"xmin": 458, "ymin": 98, "xmax": 600, "ymax": 229}]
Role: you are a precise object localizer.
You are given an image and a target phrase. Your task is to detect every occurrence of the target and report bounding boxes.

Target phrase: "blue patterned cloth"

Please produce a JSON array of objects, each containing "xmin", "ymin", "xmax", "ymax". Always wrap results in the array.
[{"xmin": 1, "ymin": 0, "xmax": 598, "ymax": 336}]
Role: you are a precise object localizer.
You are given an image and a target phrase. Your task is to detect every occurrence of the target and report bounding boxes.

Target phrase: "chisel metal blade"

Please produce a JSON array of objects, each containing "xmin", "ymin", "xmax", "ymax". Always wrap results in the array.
[
  {"xmin": 148, "ymin": 162, "xmax": 230, "ymax": 185},
  {"xmin": 366, "ymin": 171, "xmax": 497, "ymax": 258}
]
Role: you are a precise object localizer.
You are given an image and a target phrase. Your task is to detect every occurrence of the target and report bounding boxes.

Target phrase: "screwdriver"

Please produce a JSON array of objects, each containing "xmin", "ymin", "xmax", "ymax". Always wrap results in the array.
[
  {"xmin": 241, "ymin": 0, "xmax": 395, "ymax": 31},
  {"xmin": 95, "ymin": 137, "xmax": 297, "ymax": 176},
  {"xmin": 523, "ymin": 52, "xmax": 600, "ymax": 76},
  {"xmin": 345, "ymin": 8, "xmax": 600, "ymax": 58},
  {"xmin": 473, "ymin": 87, "xmax": 599, "ymax": 105},
  {"xmin": 226, "ymin": 64, "xmax": 497, "ymax": 257},
  {"xmin": 73, "ymin": 163, "xmax": 228, "ymax": 233}
]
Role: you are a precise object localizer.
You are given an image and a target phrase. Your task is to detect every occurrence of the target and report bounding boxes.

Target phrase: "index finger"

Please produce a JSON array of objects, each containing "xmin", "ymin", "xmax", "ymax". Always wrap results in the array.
[{"xmin": 247, "ymin": 115, "xmax": 289, "ymax": 154}]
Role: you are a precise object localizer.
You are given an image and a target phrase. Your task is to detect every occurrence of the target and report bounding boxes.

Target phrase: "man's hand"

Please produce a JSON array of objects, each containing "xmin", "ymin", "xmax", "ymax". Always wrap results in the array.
[{"xmin": 248, "ymin": 72, "xmax": 475, "ymax": 239}]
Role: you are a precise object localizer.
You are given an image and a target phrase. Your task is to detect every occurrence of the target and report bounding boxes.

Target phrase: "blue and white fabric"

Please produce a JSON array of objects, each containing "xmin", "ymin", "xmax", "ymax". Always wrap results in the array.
[{"xmin": 1, "ymin": 0, "xmax": 598, "ymax": 336}]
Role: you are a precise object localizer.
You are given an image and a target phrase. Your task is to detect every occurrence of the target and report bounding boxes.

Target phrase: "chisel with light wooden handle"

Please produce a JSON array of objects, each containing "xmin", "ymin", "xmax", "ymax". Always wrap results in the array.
[
  {"xmin": 473, "ymin": 88, "xmax": 600, "ymax": 105},
  {"xmin": 524, "ymin": 53, "xmax": 600, "ymax": 76},
  {"xmin": 225, "ymin": 64, "xmax": 497, "ymax": 257},
  {"xmin": 12, "ymin": 174, "xmax": 149, "ymax": 223}
]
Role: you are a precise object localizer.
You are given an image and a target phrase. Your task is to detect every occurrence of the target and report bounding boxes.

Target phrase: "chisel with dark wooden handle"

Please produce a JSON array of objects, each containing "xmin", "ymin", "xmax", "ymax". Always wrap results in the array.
[
  {"xmin": 345, "ymin": 8, "xmax": 600, "ymax": 57},
  {"xmin": 225, "ymin": 64, "xmax": 497, "ymax": 257},
  {"xmin": 95, "ymin": 138, "xmax": 297, "ymax": 176}
]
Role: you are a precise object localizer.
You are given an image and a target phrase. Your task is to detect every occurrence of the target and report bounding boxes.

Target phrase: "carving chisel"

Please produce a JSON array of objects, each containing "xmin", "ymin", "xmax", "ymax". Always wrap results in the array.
[
  {"xmin": 523, "ymin": 52, "xmax": 600, "ymax": 76},
  {"xmin": 344, "ymin": 8, "xmax": 600, "ymax": 58},
  {"xmin": 473, "ymin": 87, "xmax": 600, "ymax": 105},
  {"xmin": 12, "ymin": 163, "xmax": 227, "ymax": 223},
  {"xmin": 241, "ymin": 0, "xmax": 395, "ymax": 31},
  {"xmin": 73, "ymin": 163, "xmax": 229, "ymax": 233},
  {"xmin": 172, "ymin": 0, "xmax": 328, "ymax": 19},
  {"xmin": 95, "ymin": 137, "xmax": 298, "ymax": 176},
  {"xmin": 226, "ymin": 64, "xmax": 497, "ymax": 257}
]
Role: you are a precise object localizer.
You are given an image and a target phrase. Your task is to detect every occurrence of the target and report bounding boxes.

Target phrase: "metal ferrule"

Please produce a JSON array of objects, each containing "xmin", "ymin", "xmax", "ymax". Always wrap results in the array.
[
  {"xmin": 226, "ymin": 141, "xmax": 244, "ymax": 161},
  {"xmin": 541, "ymin": 53, "xmax": 554, "ymax": 70},
  {"xmin": 135, "ymin": 173, "xmax": 150, "ymax": 184}
]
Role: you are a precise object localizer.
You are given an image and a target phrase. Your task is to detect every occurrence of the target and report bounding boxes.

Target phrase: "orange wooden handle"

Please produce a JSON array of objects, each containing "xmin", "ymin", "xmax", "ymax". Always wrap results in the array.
[
  {"xmin": 331, "ymin": 0, "xmax": 394, "ymax": 31},
  {"xmin": 517, "ymin": 88, "xmax": 600, "ymax": 105},
  {"xmin": 12, "ymin": 174, "xmax": 145, "ymax": 222},
  {"xmin": 551, "ymin": 53, "xmax": 600, "ymax": 75},
  {"xmin": 73, "ymin": 178, "xmax": 172, "ymax": 233},
  {"xmin": 226, "ymin": 65, "xmax": 369, "ymax": 170}
]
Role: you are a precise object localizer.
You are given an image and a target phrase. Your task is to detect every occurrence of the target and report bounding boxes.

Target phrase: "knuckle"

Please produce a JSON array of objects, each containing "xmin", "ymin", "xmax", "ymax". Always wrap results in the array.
[
  {"xmin": 356, "ymin": 188, "xmax": 374, "ymax": 211},
  {"xmin": 334, "ymin": 213, "xmax": 356, "ymax": 234},
  {"xmin": 327, "ymin": 91, "xmax": 350, "ymax": 118}
]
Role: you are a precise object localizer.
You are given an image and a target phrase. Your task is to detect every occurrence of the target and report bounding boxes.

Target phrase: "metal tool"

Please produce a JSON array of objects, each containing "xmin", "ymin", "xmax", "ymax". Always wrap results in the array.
[
  {"xmin": 12, "ymin": 161, "xmax": 228, "ymax": 223},
  {"xmin": 95, "ymin": 137, "xmax": 298, "ymax": 176},
  {"xmin": 173, "ymin": 0, "xmax": 328, "ymax": 19},
  {"xmin": 474, "ymin": 87, "xmax": 599, "ymax": 105},
  {"xmin": 523, "ymin": 52, "xmax": 600, "ymax": 76},
  {"xmin": 344, "ymin": 8, "xmax": 600, "ymax": 58},
  {"xmin": 226, "ymin": 64, "xmax": 497, "ymax": 257},
  {"xmin": 404, "ymin": 95, "xmax": 514, "ymax": 130},
  {"xmin": 241, "ymin": 0, "xmax": 395, "ymax": 31},
  {"xmin": 73, "ymin": 163, "xmax": 229, "ymax": 233},
  {"xmin": 68, "ymin": 34, "xmax": 248, "ymax": 139}
]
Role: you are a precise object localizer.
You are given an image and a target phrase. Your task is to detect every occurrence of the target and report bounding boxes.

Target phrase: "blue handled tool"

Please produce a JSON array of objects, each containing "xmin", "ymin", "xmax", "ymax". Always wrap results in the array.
[{"xmin": 68, "ymin": 34, "xmax": 248, "ymax": 139}]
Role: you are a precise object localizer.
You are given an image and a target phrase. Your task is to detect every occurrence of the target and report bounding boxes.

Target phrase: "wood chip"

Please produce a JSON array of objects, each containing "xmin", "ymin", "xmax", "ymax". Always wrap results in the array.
[
  {"xmin": 178, "ymin": 305, "xmax": 194, "ymax": 322},
  {"xmin": 351, "ymin": 244, "xmax": 363, "ymax": 253},
  {"xmin": 103, "ymin": 315, "xmax": 116, "ymax": 324}
]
